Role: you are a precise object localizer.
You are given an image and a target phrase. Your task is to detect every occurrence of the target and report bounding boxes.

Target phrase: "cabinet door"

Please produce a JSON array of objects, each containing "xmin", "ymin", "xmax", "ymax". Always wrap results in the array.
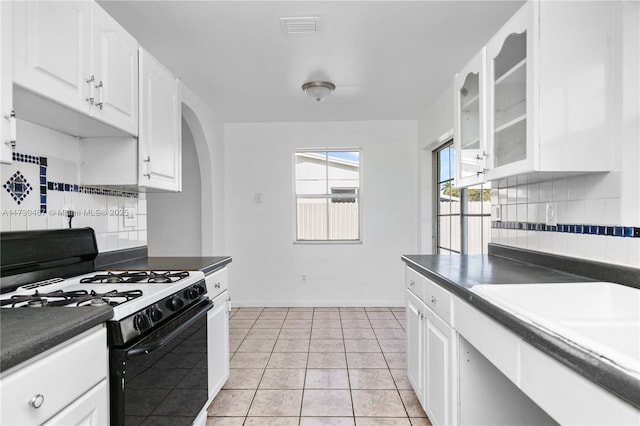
[
  {"xmin": 1, "ymin": 1, "xmax": 13, "ymax": 164},
  {"xmin": 454, "ymin": 48, "xmax": 487, "ymax": 187},
  {"xmin": 43, "ymin": 381, "xmax": 108, "ymax": 426},
  {"xmin": 208, "ymin": 292, "xmax": 230, "ymax": 398},
  {"xmin": 13, "ymin": 1, "xmax": 91, "ymax": 114},
  {"xmin": 406, "ymin": 289, "xmax": 425, "ymax": 403},
  {"xmin": 425, "ymin": 307, "xmax": 456, "ymax": 426},
  {"xmin": 139, "ymin": 48, "xmax": 182, "ymax": 191},
  {"xmin": 91, "ymin": 3, "xmax": 138, "ymax": 135},
  {"xmin": 485, "ymin": 1, "xmax": 537, "ymax": 180}
]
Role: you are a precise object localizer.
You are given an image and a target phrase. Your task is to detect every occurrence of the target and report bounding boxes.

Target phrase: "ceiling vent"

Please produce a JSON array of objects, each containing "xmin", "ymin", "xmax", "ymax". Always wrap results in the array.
[{"xmin": 280, "ymin": 17, "xmax": 319, "ymax": 35}]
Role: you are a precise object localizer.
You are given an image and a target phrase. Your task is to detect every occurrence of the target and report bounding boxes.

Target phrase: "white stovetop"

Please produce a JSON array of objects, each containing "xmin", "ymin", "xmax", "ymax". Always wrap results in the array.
[{"xmin": 1, "ymin": 270, "xmax": 206, "ymax": 320}]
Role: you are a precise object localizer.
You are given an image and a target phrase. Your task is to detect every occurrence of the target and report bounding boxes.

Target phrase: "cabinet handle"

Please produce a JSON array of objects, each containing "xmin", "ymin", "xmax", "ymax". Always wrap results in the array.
[
  {"xmin": 94, "ymin": 81, "xmax": 104, "ymax": 110},
  {"xmin": 409, "ymin": 280, "xmax": 415, "ymax": 286},
  {"xmin": 4, "ymin": 109, "xmax": 16, "ymax": 150},
  {"xmin": 86, "ymin": 76, "xmax": 95, "ymax": 105},
  {"xmin": 143, "ymin": 156, "xmax": 151, "ymax": 179},
  {"xmin": 214, "ymin": 282, "xmax": 221, "ymax": 288},
  {"xmin": 431, "ymin": 296, "xmax": 438, "ymax": 304},
  {"xmin": 28, "ymin": 394, "xmax": 44, "ymax": 409}
]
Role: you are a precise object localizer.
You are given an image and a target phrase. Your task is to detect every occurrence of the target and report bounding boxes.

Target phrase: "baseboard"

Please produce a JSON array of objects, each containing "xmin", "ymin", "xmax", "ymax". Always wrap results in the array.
[{"xmin": 230, "ymin": 299, "xmax": 405, "ymax": 308}]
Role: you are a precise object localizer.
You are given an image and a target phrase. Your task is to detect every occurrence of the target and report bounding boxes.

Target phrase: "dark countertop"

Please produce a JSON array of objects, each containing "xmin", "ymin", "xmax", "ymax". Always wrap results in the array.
[
  {"xmin": 0, "ymin": 306, "xmax": 113, "ymax": 372},
  {"xmin": 98, "ymin": 256, "xmax": 232, "ymax": 275},
  {"xmin": 401, "ymin": 254, "xmax": 640, "ymax": 409}
]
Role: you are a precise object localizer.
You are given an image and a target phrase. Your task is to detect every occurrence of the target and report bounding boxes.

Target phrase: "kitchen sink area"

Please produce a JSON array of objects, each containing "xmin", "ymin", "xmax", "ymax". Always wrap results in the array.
[{"xmin": 471, "ymin": 282, "xmax": 640, "ymax": 376}]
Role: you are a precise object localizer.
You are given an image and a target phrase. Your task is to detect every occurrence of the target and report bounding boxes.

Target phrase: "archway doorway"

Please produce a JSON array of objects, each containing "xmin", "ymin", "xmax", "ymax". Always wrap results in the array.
[{"xmin": 146, "ymin": 116, "xmax": 203, "ymax": 256}]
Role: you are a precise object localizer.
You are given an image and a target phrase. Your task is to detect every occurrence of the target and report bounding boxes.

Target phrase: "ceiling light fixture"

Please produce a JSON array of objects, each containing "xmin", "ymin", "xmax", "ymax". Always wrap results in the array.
[{"xmin": 302, "ymin": 81, "xmax": 336, "ymax": 102}]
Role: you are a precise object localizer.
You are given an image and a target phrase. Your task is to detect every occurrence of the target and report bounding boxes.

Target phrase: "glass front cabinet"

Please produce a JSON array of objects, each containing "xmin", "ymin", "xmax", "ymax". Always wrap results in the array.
[
  {"xmin": 454, "ymin": 0, "xmax": 616, "ymax": 187},
  {"xmin": 454, "ymin": 48, "xmax": 487, "ymax": 187},
  {"xmin": 485, "ymin": 1, "xmax": 536, "ymax": 181}
]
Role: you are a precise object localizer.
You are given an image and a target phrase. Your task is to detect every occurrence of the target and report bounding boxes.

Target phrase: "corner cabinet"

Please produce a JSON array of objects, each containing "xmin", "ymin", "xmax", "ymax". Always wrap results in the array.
[
  {"xmin": 138, "ymin": 48, "xmax": 182, "ymax": 192},
  {"xmin": 454, "ymin": 1, "xmax": 618, "ymax": 186},
  {"xmin": 405, "ymin": 267, "xmax": 458, "ymax": 426},
  {"xmin": 12, "ymin": 1, "xmax": 138, "ymax": 137},
  {"xmin": 0, "ymin": 1, "xmax": 14, "ymax": 164}
]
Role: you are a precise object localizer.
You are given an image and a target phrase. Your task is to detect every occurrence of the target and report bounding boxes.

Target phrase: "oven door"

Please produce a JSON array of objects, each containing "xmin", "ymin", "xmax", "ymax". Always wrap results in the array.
[{"xmin": 110, "ymin": 298, "xmax": 213, "ymax": 426}]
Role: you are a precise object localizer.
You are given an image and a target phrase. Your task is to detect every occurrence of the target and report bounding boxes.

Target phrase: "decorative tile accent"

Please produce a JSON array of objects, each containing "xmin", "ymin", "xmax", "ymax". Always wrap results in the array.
[
  {"xmin": 492, "ymin": 221, "xmax": 639, "ymax": 238},
  {"xmin": 10, "ymin": 151, "xmax": 138, "ymax": 214},
  {"xmin": 3, "ymin": 171, "xmax": 33, "ymax": 205}
]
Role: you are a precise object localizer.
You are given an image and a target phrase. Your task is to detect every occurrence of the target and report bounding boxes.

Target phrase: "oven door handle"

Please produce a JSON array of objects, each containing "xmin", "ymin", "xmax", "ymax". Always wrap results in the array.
[{"xmin": 126, "ymin": 299, "xmax": 213, "ymax": 359}]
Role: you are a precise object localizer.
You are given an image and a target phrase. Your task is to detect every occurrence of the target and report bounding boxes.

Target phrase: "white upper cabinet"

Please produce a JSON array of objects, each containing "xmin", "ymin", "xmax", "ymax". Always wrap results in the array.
[
  {"xmin": 13, "ymin": 1, "xmax": 92, "ymax": 114},
  {"xmin": 455, "ymin": 1, "xmax": 617, "ymax": 186},
  {"xmin": 12, "ymin": 1, "xmax": 138, "ymax": 136},
  {"xmin": 485, "ymin": 3, "xmax": 535, "ymax": 180},
  {"xmin": 138, "ymin": 48, "xmax": 182, "ymax": 192},
  {"xmin": 454, "ymin": 48, "xmax": 487, "ymax": 187},
  {"xmin": 1, "ymin": 1, "xmax": 14, "ymax": 164},
  {"xmin": 90, "ymin": 3, "xmax": 138, "ymax": 135}
]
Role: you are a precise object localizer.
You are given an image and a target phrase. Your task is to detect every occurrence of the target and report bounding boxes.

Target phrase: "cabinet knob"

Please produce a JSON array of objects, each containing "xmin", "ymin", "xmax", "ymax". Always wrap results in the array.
[
  {"xmin": 431, "ymin": 296, "xmax": 438, "ymax": 304},
  {"xmin": 28, "ymin": 394, "xmax": 44, "ymax": 409}
]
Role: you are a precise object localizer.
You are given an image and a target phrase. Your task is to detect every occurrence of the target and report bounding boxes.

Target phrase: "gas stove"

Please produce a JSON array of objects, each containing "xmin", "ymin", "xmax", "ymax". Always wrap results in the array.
[
  {"xmin": 1, "ymin": 228, "xmax": 218, "ymax": 426},
  {"xmin": 0, "ymin": 269, "xmax": 207, "ymax": 337}
]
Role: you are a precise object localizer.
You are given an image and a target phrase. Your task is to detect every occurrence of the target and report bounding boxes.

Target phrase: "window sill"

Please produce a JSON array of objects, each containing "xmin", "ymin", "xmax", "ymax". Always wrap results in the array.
[{"xmin": 293, "ymin": 240, "xmax": 363, "ymax": 245}]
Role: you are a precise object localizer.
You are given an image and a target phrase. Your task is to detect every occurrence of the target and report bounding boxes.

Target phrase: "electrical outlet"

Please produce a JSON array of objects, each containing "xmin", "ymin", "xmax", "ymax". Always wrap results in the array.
[
  {"xmin": 545, "ymin": 203, "xmax": 557, "ymax": 226},
  {"xmin": 254, "ymin": 193, "xmax": 263, "ymax": 203},
  {"xmin": 123, "ymin": 207, "xmax": 137, "ymax": 228},
  {"xmin": 492, "ymin": 205, "xmax": 501, "ymax": 221},
  {"xmin": 301, "ymin": 274, "xmax": 306, "ymax": 283}
]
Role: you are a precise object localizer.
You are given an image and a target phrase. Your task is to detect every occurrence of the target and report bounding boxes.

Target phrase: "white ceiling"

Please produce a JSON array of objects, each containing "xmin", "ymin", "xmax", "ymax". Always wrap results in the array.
[{"xmin": 98, "ymin": 1, "xmax": 524, "ymax": 123}]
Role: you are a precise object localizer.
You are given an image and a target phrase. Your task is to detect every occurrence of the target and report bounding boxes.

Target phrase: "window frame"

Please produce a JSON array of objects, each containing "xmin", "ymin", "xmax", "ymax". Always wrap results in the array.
[
  {"xmin": 293, "ymin": 148, "xmax": 363, "ymax": 244},
  {"xmin": 434, "ymin": 140, "xmax": 491, "ymax": 255}
]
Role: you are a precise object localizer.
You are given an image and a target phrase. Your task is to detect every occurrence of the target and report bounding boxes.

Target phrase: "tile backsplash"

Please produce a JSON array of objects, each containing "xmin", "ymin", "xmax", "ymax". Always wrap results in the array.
[
  {"xmin": 491, "ymin": 173, "xmax": 640, "ymax": 268},
  {"xmin": 1, "ymin": 120, "xmax": 146, "ymax": 252}
]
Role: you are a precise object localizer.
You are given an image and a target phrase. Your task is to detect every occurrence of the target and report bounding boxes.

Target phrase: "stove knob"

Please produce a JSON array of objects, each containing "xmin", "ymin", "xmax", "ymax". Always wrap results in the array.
[
  {"xmin": 166, "ymin": 296, "xmax": 184, "ymax": 311},
  {"xmin": 183, "ymin": 287, "xmax": 198, "ymax": 300},
  {"xmin": 146, "ymin": 306, "xmax": 163, "ymax": 323},
  {"xmin": 195, "ymin": 284, "xmax": 206, "ymax": 295},
  {"xmin": 133, "ymin": 314, "xmax": 150, "ymax": 332}
]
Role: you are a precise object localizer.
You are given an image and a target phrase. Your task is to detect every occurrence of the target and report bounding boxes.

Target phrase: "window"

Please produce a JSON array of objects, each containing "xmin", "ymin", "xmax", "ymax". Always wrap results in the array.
[
  {"xmin": 435, "ymin": 141, "xmax": 491, "ymax": 254},
  {"xmin": 294, "ymin": 150, "xmax": 361, "ymax": 242}
]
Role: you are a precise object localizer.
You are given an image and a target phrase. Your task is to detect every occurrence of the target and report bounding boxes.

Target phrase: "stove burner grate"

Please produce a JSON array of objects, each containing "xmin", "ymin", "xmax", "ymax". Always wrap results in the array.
[
  {"xmin": 79, "ymin": 270, "xmax": 190, "ymax": 284},
  {"xmin": 0, "ymin": 289, "xmax": 143, "ymax": 308}
]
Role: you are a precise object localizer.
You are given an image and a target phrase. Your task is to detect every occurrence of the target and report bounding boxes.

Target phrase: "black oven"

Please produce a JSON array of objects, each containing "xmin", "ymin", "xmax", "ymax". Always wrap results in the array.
[{"xmin": 109, "ymin": 298, "xmax": 213, "ymax": 426}]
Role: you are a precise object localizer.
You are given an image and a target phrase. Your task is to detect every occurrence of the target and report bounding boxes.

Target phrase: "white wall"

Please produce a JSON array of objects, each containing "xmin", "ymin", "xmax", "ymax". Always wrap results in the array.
[
  {"xmin": 0, "ymin": 120, "xmax": 147, "ymax": 251},
  {"xmin": 225, "ymin": 121, "xmax": 418, "ymax": 306},
  {"xmin": 147, "ymin": 118, "xmax": 202, "ymax": 256},
  {"xmin": 417, "ymin": 85, "xmax": 454, "ymax": 254}
]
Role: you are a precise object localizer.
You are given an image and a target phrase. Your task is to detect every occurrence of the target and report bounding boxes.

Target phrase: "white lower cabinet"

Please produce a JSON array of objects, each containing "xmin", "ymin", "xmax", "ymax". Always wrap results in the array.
[
  {"xmin": 207, "ymin": 290, "xmax": 230, "ymax": 400},
  {"xmin": 424, "ymin": 307, "xmax": 456, "ymax": 426},
  {"xmin": 43, "ymin": 381, "xmax": 108, "ymax": 426},
  {"xmin": 406, "ymin": 289, "xmax": 425, "ymax": 403},
  {"xmin": 0, "ymin": 326, "xmax": 108, "ymax": 426},
  {"xmin": 405, "ymin": 266, "xmax": 457, "ymax": 426}
]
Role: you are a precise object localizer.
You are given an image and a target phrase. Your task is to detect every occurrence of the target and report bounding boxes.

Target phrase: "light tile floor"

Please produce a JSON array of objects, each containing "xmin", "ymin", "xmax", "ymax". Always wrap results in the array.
[{"xmin": 207, "ymin": 307, "xmax": 432, "ymax": 426}]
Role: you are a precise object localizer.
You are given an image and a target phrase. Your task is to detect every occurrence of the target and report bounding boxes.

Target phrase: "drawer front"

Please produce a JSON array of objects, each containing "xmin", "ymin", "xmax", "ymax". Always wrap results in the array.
[
  {"xmin": 0, "ymin": 327, "xmax": 107, "ymax": 426},
  {"xmin": 424, "ymin": 277, "xmax": 452, "ymax": 325},
  {"xmin": 405, "ymin": 267, "xmax": 426, "ymax": 301},
  {"xmin": 206, "ymin": 267, "xmax": 228, "ymax": 299}
]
